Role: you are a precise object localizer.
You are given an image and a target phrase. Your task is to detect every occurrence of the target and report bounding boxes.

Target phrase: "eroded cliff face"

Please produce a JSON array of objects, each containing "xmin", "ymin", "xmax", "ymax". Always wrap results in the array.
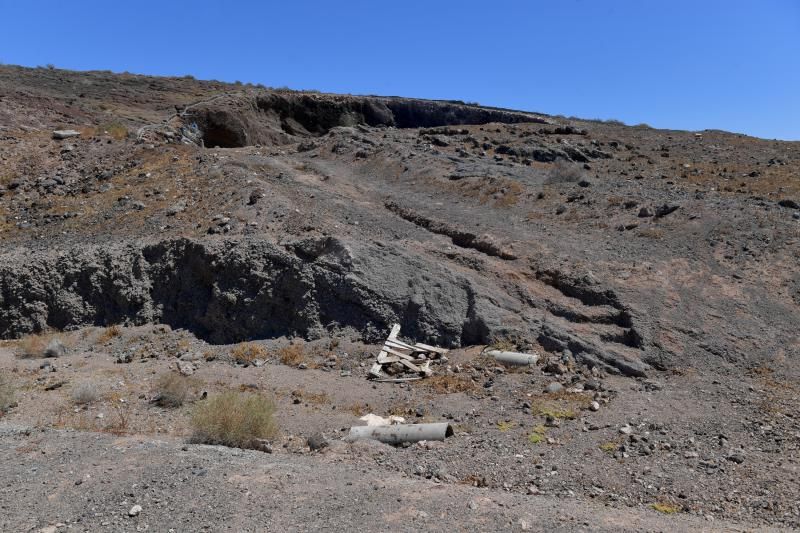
[
  {"xmin": 0, "ymin": 236, "xmax": 515, "ymax": 345},
  {"xmin": 186, "ymin": 93, "xmax": 548, "ymax": 148}
]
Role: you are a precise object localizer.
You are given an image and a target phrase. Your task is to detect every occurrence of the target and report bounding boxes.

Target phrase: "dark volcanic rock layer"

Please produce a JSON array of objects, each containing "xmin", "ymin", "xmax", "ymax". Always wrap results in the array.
[
  {"xmin": 0, "ymin": 237, "xmax": 524, "ymax": 346},
  {"xmin": 188, "ymin": 93, "xmax": 547, "ymax": 148}
]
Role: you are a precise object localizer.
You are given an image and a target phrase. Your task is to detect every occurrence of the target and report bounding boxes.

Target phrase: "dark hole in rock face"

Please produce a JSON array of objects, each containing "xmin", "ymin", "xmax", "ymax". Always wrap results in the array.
[
  {"xmin": 202, "ymin": 122, "xmax": 245, "ymax": 148},
  {"xmin": 199, "ymin": 111, "xmax": 248, "ymax": 148}
]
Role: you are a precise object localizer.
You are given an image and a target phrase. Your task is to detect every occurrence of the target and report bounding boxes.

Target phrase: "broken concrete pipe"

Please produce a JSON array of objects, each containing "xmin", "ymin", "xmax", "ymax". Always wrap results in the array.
[
  {"xmin": 486, "ymin": 349, "xmax": 539, "ymax": 366},
  {"xmin": 347, "ymin": 422, "xmax": 454, "ymax": 445}
]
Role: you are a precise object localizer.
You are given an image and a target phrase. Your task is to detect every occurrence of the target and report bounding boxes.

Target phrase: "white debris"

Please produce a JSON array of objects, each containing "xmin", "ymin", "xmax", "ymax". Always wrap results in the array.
[
  {"xmin": 52, "ymin": 129, "xmax": 81, "ymax": 140},
  {"xmin": 359, "ymin": 413, "xmax": 406, "ymax": 426}
]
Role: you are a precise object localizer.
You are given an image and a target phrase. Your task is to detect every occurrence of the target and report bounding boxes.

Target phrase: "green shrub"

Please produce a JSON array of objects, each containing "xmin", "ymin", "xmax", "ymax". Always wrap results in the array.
[{"xmin": 190, "ymin": 391, "xmax": 277, "ymax": 449}]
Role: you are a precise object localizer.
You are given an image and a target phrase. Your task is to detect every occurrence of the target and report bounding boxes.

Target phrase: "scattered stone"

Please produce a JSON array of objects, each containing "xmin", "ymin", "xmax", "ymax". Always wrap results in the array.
[
  {"xmin": 654, "ymin": 203, "xmax": 680, "ymax": 217},
  {"xmin": 584, "ymin": 379, "xmax": 601, "ymax": 391},
  {"xmin": 544, "ymin": 361, "xmax": 567, "ymax": 375},
  {"xmin": 307, "ymin": 432, "xmax": 329, "ymax": 451},
  {"xmin": 248, "ymin": 189, "xmax": 265, "ymax": 205},
  {"xmin": 555, "ymin": 205, "xmax": 567, "ymax": 215},
  {"xmin": 545, "ymin": 382, "xmax": 563, "ymax": 394},
  {"xmin": 166, "ymin": 201, "xmax": 186, "ymax": 216},
  {"xmin": 638, "ymin": 206, "xmax": 654, "ymax": 217},
  {"xmin": 176, "ymin": 361, "xmax": 196, "ymax": 376},
  {"xmin": 619, "ymin": 424, "xmax": 633, "ymax": 435},
  {"xmin": 128, "ymin": 504, "xmax": 142, "ymax": 517},
  {"xmin": 589, "ymin": 401, "xmax": 600, "ymax": 411},
  {"xmin": 578, "ymin": 178, "xmax": 592, "ymax": 187},
  {"xmin": 727, "ymin": 453, "xmax": 745, "ymax": 464},
  {"xmin": 778, "ymin": 199, "xmax": 799, "ymax": 209}
]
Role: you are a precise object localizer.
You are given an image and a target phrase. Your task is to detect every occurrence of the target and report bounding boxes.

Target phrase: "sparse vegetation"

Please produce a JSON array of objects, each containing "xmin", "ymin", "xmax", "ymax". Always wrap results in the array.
[
  {"xmin": 546, "ymin": 159, "xmax": 584, "ymax": 184},
  {"xmin": 230, "ymin": 342, "xmax": 268, "ymax": 365},
  {"xmin": 71, "ymin": 382, "xmax": 99, "ymax": 405},
  {"xmin": 15, "ymin": 333, "xmax": 59, "ymax": 359},
  {"xmin": 599, "ymin": 441, "xmax": 619, "ymax": 453},
  {"xmin": 636, "ymin": 227, "xmax": 665, "ymax": 239},
  {"xmin": 530, "ymin": 391, "xmax": 592, "ymax": 420},
  {"xmin": 152, "ymin": 372, "xmax": 190, "ymax": 408},
  {"xmin": 291, "ymin": 389, "xmax": 330, "ymax": 406},
  {"xmin": 0, "ymin": 374, "xmax": 15, "ymax": 414},
  {"xmin": 104, "ymin": 392, "xmax": 131, "ymax": 435},
  {"xmin": 277, "ymin": 344, "xmax": 306, "ymax": 367},
  {"xmin": 528, "ymin": 424, "xmax": 547, "ymax": 444},
  {"xmin": 417, "ymin": 374, "xmax": 477, "ymax": 394},
  {"xmin": 190, "ymin": 391, "xmax": 277, "ymax": 449},
  {"xmin": 651, "ymin": 501, "xmax": 681, "ymax": 514},
  {"xmin": 98, "ymin": 324, "xmax": 122, "ymax": 343},
  {"xmin": 95, "ymin": 122, "xmax": 128, "ymax": 140},
  {"xmin": 528, "ymin": 432, "xmax": 544, "ymax": 444},
  {"xmin": 496, "ymin": 420, "xmax": 516, "ymax": 432}
]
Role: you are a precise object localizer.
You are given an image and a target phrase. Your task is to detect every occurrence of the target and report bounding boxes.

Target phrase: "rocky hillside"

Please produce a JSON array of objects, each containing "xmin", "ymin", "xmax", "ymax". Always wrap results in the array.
[{"xmin": 0, "ymin": 65, "xmax": 799, "ymax": 530}]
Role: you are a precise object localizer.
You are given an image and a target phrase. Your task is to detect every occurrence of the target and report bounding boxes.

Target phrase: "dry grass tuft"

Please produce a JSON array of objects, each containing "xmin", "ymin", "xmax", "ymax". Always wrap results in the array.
[
  {"xmin": 190, "ymin": 391, "xmax": 277, "ymax": 449},
  {"xmin": 152, "ymin": 372, "xmax": 191, "ymax": 408},
  {"xmin": 546, "ymin": 160, "xmax": 584, "ymax": 184},
  {"xmin": 651, "ymin": 501, "xmax": 681, "ymax": 514},
  {"xmin": 104, "ymin": 392, "xmax": 131, "ymax": 435},
  {"xmin": 346, "ymin": 402, "xmax": 370, "ymax": 417},
  {"xmin": 417, "ymin": 375, "xmax": 478, "ymax": 394},
  {"xmin": 95, "ymin": 122, "xmax": 129, "ymax": 140},
  {"xmin": 278, "ymin": 344, "xmax": 306, "ymax": 367},
  {"xmin": 529, "ymin": 390, "xmax": 592, "ymax": 420},
  {"xmin": 0, "ymin": 374, "xmax": 15, "ymax": 414},
  {"xmin": 290, "ymin": 389, "xmax": 330, "ymax": 406},
  {"xmin": 230, "ymin": 342, "xmax": 268, "ymax": 365},
  {"xmin": 98, "ymin": 325, "xmax": 122, "ymax": 343},
  {"xmin": 71, "ymin": 382, "xmax": 100, "ymax": 405},
  {"xmin": 528, "ymin": 424, "xmax": 547, "ymax": 444},
  {"xmin": 636, "ymin": 227, "xmax": 664, "ymax": 239},
  {"xmin": 15, "ymin": 333, "xmax": 66, "ymax": 359}
]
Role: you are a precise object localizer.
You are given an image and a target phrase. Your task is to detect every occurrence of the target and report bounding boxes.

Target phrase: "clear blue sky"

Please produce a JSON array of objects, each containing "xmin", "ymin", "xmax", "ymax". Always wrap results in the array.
[{"xmin": 1, "ymin": 0, "xmax": 799, "ymax": 139}]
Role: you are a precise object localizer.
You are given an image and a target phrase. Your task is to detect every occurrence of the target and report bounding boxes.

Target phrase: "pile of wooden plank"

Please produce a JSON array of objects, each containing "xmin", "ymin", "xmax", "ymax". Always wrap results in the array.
[{"xmin": 368, "ymin": 324, "xmax": 449, "ymax": 382}]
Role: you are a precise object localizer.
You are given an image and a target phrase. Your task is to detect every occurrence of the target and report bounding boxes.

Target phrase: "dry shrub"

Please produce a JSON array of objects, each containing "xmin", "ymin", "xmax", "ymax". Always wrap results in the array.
[
  {"xmin": 98, "ymin": 325, "xmax": 121, "ymax": 343},
  {"xmin": 104, "ymin": 392, "xmax": 131, "ymax": 435},
  {"xmin": 15, "ymin": 333, "xmax": 57, "ymax": 358},
  {"xmin": 190, "ymin": 391, "xmax": 277, "ymax": 449},
  {"xmin": 545, "ymin": 159, "xmax": 584, "ymax": 184},
  {"xmin": 291, "ymin": 389, "xmax": 329, "ymax": 406},
  {"xmin": 418, "ymin": 375, "xmax": 477, "ymax": 394},
  {"xmin": 96, "ymin": 122, "xmax": 128, "ymax": 140},
  {"xmin": 346, "ymin": 402, "xmax": 370, "ymax": 416},
  {"xmin": 153, "ymin": 372, "xmax": 190, "ymax": 408},
  {"xmin": 529, "ymin": 390, "xmax": 592, "ymax": 419},
  {"xmin": 0, "ymin": 374, "xmax": 14, "ymax": 414},
  {"xmin": 230, "ymin": 342, "xmax": 268, "ymax": 365},
  {"xmin": 636, "ymin": 227, "xmax": 664, "ymax": 239},
  {"xmin": 71, "ymin": 382, "xmax": 99, "ymax": 405},
  {"xmin": 278, "ymin": 344, "xmax": 306, "ymax": 367},
  {"xmin": 651, "ymin": 501, "xmax": 681, "ymax": 514}
]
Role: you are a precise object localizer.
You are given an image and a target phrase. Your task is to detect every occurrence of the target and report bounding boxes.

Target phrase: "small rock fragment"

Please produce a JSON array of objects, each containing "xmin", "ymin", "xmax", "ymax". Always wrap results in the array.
[{"xmin": 545, "ymin": 382, "xmax": 563, "ymax": 394}]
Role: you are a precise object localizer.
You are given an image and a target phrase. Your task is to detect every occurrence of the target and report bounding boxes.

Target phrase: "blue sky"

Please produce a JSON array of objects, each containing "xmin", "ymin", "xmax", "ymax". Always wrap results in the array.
[{"xmin": 1, "ymin": 0, "xmax": 798, "ymax": 140}]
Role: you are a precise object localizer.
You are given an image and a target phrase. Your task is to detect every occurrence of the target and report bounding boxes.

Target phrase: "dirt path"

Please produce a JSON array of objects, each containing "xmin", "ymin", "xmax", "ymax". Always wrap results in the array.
[{"xmin": 0, "ymin": 424, "xmax": 770, "ymax": 532}]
